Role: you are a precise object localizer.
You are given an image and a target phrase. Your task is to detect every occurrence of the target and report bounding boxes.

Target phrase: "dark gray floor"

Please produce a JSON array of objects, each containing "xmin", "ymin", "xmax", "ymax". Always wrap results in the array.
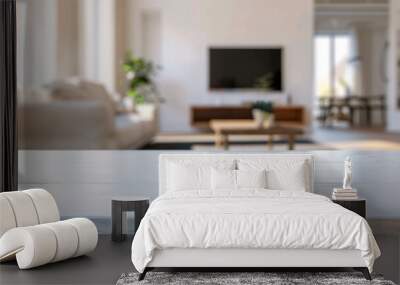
[
  {"xmin": 1, "ymin": 234, "xmax": 399, "ymax": 285},
  {"xmin": 0, "ymin": 235, "xmax": 133, "ymax": 285}
]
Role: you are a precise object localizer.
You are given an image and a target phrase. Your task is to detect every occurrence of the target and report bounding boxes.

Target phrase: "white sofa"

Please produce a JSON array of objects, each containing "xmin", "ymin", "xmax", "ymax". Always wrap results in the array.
[
  {"xmin": 18, "ymin": 79, "xmax": 159, "ymax": 149},
  {"xmin": 0, "ymin": 189, "xmax": 98, "ymax": 269}
]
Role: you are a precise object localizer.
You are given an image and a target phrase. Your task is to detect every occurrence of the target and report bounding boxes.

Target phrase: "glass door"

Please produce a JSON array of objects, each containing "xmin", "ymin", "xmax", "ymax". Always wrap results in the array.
[{"xmin": 315, "ymin": 33, "xmax": 356, "ymax": 98}]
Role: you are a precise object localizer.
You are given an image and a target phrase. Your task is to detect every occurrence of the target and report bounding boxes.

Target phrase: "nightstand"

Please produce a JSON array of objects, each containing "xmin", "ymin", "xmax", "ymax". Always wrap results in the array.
[
  {"xmin": 332, "ymin": 198, "xmax": 366, "ymax": 218},
  {"xmin": 112, "ymin": 196, "xmax": 150, "ymax": 242}
]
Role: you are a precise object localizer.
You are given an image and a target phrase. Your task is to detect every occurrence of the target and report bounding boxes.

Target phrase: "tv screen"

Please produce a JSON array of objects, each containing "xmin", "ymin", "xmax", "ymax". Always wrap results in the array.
[{"xmin": 209, "ymin": 48, "xmax": 283, "ymax": 91}]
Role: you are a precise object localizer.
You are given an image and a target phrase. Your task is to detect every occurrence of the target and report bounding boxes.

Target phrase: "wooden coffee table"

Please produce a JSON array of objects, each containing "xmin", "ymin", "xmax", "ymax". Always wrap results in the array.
[{"xmin": 210, "ymin": 119, "xmax": 304, "ymax": 150}]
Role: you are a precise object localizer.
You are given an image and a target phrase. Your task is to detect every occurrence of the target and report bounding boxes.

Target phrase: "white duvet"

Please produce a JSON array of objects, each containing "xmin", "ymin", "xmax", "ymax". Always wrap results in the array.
[{"xmin": 131, "ymin": 190, "xmax": 380, "ymax": 273}]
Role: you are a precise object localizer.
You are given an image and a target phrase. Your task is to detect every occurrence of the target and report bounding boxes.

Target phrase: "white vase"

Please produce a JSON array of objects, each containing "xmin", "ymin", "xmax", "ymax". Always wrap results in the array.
[
  {"xmin": 136, "ymin": 103, "xmax": 156, "ymax": 120},
  {"xmin": 121, "ymin": 96, "xmax": 135, "ymax": 111},
  {"xmin": 252, "ymin": 110, "xmax": 265, "ymax": 127},
  {"xmin": 252, "ymin": 110, "xmax": 275, "ymax": 128},
  {"xmin": 265, "ymin": 113, "xmax": 275, "ymax": 128}
]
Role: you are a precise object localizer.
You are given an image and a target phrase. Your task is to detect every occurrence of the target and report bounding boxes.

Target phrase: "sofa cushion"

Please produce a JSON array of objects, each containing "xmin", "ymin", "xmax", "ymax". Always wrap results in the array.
[
  {"xmin": 79, "ymin": 80, "xmax": 119, "ymax": 113},
  {"xmin": 0, "ymin": 196, "xmax": 17, "ymax": 237},
  {"xmin": 50, "ymin": 81, "xmax": 86, "ymax": 100},
  {"xmin": 49, "ymin": 79, "xmax": 117, "ymax": 115},
  {"xmin": 1, "ymin": 192, "xmax": 39, "ymax": 227},
  {"xmin": 42, "ymin": 222, "xmax": 79, "ymax": 262},
  {"xmin": 24, "ymin": 189, "xmax": 60, "ymax": 224},
  {"xmin": 22, "ymin": 88, "xmax": 52, "ymax": 103}
]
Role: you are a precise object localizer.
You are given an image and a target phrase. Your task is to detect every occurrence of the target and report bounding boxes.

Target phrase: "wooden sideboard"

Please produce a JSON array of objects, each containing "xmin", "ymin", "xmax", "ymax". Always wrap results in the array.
[{"xmin": 191, "ymin": 105, "xmax": 305, "ymax": 129}]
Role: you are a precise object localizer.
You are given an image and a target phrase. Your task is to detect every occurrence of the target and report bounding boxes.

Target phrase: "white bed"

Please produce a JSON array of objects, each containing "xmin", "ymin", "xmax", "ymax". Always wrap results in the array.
[{"xmin": 131, "ymin": 154, "xmax": 380, "ymax": 280}]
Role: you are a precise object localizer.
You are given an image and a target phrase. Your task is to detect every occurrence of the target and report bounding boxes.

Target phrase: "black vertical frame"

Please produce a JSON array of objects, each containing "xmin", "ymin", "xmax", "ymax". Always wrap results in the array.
[{"xmin": 0, "ymin": 0, "xmax": 17, "ymax": 192}]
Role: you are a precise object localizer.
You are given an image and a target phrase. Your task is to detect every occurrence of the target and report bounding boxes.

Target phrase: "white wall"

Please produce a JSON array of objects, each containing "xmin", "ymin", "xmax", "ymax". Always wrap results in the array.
[
  {"xmin": 388, "ymin": 0, "xmax": 400, "ymax": 132},
  {"xmin": 132, "ymin": 0, "xmax": 314, "ymax": 132}
]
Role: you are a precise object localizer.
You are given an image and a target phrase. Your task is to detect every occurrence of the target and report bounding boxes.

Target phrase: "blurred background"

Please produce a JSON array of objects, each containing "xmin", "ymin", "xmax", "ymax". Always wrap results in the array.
[{"xmin": 16, "ymin": 0, "xmax": 400, "ymax": 151}]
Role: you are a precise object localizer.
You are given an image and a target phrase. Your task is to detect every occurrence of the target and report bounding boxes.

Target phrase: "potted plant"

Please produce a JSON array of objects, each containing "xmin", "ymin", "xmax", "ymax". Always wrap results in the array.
[
  {"xmin": 251, "ymin": 101, "xmax": 274, "ymax": 128},
  {"xmin": 122, "ymin": 51, "xmax": 163, "ymax": 106}
]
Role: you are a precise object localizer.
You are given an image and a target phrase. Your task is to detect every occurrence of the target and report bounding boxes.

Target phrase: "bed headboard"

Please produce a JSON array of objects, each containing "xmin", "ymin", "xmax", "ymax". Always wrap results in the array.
[{"xmin": 159, "ymin": 153, "xmax": 314, "ymax": 195}]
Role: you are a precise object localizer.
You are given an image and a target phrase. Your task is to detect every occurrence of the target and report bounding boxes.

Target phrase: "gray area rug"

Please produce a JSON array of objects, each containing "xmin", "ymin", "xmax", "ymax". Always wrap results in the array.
[{"xmin": 116, "ymin": 272, "xmax": 396, "ymax": 285}]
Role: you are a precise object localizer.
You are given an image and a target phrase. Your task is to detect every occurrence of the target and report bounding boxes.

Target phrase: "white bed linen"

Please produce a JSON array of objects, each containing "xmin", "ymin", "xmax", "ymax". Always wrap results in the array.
[{"xmin": 131, "ymin": 190, "xmax": 380, "ymax": 273}]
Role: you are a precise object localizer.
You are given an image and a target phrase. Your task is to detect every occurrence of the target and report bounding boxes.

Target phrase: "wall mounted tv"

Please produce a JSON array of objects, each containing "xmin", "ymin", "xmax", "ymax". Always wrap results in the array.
[{"xmin": 209, "ymin": 47, "xmax": 283, "ymax": 91}]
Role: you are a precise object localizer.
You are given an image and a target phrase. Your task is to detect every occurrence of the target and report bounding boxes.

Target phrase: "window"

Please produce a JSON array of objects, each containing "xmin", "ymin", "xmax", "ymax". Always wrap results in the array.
[{"xmin": 315, "ymin": 33, "xmax": 356, "ymax": 98}]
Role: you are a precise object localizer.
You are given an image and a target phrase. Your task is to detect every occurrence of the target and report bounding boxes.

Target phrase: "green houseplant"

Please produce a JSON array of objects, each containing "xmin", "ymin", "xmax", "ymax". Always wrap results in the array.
[
  {"xmin": 123, "ymin": 51, "xmax": 161, "ymax": 105},
  {"xmin": 251, "ymin": 101, "xmax": 274, "ymax": 128}
]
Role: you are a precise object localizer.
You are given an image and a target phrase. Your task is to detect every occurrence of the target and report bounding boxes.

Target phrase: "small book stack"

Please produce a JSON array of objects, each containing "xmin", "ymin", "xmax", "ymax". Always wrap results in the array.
[{"xmin": 332, "ymin": 188, "xmax": 358, "ymax": 200}]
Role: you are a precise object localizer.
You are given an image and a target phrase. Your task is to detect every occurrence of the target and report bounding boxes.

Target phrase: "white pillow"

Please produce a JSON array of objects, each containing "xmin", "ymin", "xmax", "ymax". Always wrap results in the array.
[
  {"xmin": 238, "ymin": 159, "xmax": 309, "ymax": 192},
  {"xmin": 167, "ymin": 160, "xmax": 236, "ymax": 191},
  {"xmin": 167, "ymin": 163, "xmax": 210, "ymax": 191},
  {"xmin": 211, "ymin": 168, "xmax": 236, "ymax": 190},
  {"xmin": 236, "ymin": 169, "xmax": 267, "ymax": 189},
  {"xmin": 211, "ymin": 169, "xmax": 267, "ymax": 190}
]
